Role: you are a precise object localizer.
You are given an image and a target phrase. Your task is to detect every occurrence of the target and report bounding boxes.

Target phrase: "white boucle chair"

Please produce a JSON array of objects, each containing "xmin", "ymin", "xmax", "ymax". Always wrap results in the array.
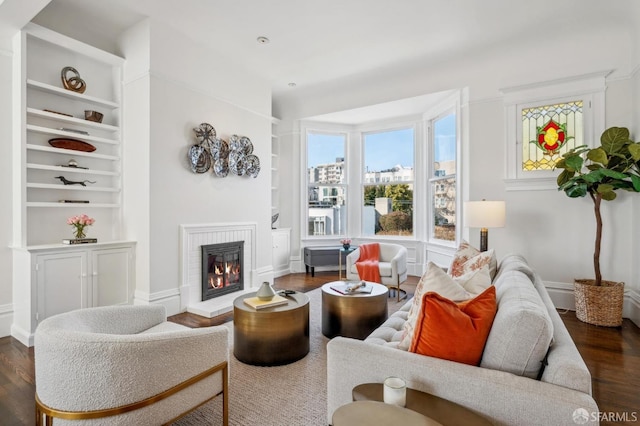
[
  {"xmin": 346, "ymin": 243, "xmax": 408, "ymax": 301},
  {"xmin": 34, "ymin": 305, "xmax": 229, "ymax": 425}
]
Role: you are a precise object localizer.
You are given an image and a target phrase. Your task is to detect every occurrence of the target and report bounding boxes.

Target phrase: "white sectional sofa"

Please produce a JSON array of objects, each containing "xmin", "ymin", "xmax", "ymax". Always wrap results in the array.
[{"xmin": 327, "ymin": 254, "xmax": 599, "ymax": 425}]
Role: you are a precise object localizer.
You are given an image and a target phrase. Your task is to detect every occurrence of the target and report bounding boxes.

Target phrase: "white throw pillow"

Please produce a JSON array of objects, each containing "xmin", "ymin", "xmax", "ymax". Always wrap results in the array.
[{"xmin": 397, "ymin": 262, "xmax": 492, "ymax": 350}]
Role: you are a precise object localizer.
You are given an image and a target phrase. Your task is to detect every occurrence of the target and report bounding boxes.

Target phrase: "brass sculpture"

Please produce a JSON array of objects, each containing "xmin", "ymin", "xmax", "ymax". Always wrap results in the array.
[{"xmin": 61, "ymin": 66, "xmax": 86, "ymax": 93}]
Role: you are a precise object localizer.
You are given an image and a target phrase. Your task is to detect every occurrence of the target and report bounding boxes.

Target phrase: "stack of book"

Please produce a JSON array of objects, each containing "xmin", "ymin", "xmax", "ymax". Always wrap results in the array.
[{"xmin": 243, "ymin": 294, "xmax": 289, "ymax": 310}]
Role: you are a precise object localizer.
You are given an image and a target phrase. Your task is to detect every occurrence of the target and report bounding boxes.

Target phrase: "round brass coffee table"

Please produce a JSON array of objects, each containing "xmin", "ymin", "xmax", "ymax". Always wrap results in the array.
[
  {"xmin": 233, "ymin": 291, "xmax": 309, "ymax": 366},
  {"xmin": 321, "ymin": 282, "xmax": 388, "ymax": 339},
  {"xmin": 332, "ymin": 401, "xmax": 439, "ymax": 426}
]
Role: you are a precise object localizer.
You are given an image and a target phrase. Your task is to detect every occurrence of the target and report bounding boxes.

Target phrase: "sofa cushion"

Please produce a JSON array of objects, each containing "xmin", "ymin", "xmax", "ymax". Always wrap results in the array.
[
  {"xmin": 449, "ymin": 240, "xmax": 497, "ymax": 279},
  {"xmin": 480, "ymin": 270, "xmax": 554, "ymax": 379},
  {"xmin": 409, "ymin": 286, "xmax": 497, "ymax": 365},
  {"xmin": 397, "ymin": 262, "xmax": 491, "ymax": 350}
]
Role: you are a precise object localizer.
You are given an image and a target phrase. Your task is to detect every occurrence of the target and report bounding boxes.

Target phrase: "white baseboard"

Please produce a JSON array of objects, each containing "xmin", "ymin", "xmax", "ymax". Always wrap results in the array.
[
  {"xmin": 544, "ymin": 281, "xmax": 640, "ymax": 328},
  {"xmin": 0, "ymin": 303, "xmax": 13, "ymax": 339}
]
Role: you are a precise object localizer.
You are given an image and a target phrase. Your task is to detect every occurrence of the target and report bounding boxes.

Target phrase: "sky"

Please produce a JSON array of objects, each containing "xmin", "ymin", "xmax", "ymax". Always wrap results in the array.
[{"xmin": 307, "ymin": 115, "xmax": 456, "ymax": 171}]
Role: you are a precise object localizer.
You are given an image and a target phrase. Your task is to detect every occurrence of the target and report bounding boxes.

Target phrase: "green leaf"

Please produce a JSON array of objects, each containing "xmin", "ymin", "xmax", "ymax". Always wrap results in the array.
[
  {"xmin": 601, "ymin": 127, "xmax": 630, "ymax": 154},
  {"xmin": 554, "ymin": 158, "xmax": 566, "ymax": 169},
  {"xmin": 628, "ymin": 143, "xmax": 640, "ymax": 161},
  {"xmin": 601, "ymin": 190, "xmax": 617, "ymax": 201},
  {"xmin": 565, "ymin": 183, "xmax": 588, "ymax": 198},
  {"xmin": 599, "ymin": 169, "xmax": 630, "ymax": 180},
  {"xmin": 564, "ymin": 154, "xmax": 584, "ymax": 172},
  {"xmin": 587, "ymin": 147, "xmax": 608, "ymax": 166},
  {"xmin": 597, "ymin": 184, "xmax": 614, "ymax": 194},
  {"xmin": 557, "ymin": 169, "xmax": 572, "ymax": 186},
  {"xmin": 631, "ymin": 174, "xmax": 640, "ymax": 192}
]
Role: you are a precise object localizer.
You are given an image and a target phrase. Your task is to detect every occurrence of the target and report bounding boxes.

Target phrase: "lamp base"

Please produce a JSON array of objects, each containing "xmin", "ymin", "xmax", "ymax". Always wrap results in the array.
[{"xmin": 480, "ymin": 228, "xmax": 488, "ymax": 252}]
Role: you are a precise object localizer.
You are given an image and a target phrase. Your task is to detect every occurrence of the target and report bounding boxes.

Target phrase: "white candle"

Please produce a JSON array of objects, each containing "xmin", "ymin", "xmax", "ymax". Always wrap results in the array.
[{"xmin": 383, "ymin": 376, "xmax": 406, "ymax": 407}]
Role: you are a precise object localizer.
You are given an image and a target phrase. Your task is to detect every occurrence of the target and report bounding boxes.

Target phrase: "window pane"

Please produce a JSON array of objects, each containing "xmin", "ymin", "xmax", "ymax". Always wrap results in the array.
[
  {"xmin": 522, "ymin": 101, "xmax": 583, "ymax": 171},
  {"xmin": 363, "ymin": 185, "xmax": 413, "ymax": 236},
  {"xmin": 308, "ymin": 133, "xmax": 345, "ymax": 184},
  {"xmin": 432, "ymin": 177, "xmax": 456, "ymax": 241},
  {"xmin": 433, "ymin": 114, "xmax": 456, "ymax": 177},
  {"xmin": 307, "ymin": 132, "xmax": 347, "ymax": 237},
  {"xmin": 362, "ymin": 128, "xmax": 414, "ymax": 236},
  {"xmin": 308, "ymin": 186, "xmax": 346, "ymax": 236},
  {"xmin": 431, "ymin": 113, "xmax": 457, "ymax": 242}
]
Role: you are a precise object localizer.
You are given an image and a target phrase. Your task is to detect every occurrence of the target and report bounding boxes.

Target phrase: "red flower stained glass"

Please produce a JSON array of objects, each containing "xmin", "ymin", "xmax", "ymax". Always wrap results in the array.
[{"xmin": 533, "ymin": 119, "xmax": 571, "ymax": 155}]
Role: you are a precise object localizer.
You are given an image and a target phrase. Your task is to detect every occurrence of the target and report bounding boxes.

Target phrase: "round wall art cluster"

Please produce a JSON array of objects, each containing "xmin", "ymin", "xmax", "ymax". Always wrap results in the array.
[{"xmin": 188, "ymin": 122, "xmax": 260, "ymax": 178}]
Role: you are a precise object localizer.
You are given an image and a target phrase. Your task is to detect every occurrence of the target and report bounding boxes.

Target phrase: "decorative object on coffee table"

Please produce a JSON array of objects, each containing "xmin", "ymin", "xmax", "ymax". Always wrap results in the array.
[
  {"xmin": 255, "ymin": 281, "xmax": 276, "ymax": 301},
  {"xmin": 84, "ymin": 110, "xmax": 103, "ymax": 123},
  {"xmin": 60, "ymin": 66, "xmax": 86, "ymax": 93},
  {"xmin": 555, "ymin": 126, "xmax": 640, "ymax": 326},
  {"xmin": 383, "ymin": 377, "xmax": 406, "ymax": 407},
  {"xmin": 67, "ymin": 214, "xmax": 94, "ymax": 239}
]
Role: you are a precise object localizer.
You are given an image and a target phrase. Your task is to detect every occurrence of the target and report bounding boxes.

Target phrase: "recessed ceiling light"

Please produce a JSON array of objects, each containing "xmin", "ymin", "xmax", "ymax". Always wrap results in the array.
[
  {"xmin": 257, "ymin": 36, "xmax": 270, "ymax": 44},
  {"xmin": 288, "ymin": 82, "xmax": 297, "ymax": 87}
]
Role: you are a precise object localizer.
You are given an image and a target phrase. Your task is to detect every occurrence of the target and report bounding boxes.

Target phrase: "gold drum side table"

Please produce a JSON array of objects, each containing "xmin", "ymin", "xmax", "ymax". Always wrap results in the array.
[
  {"xmin": 321, "ymin": 282, "xmax": 388, "ymax": 339},
  {"xmin": 233, "ymin": 291, "xmax": 309, "ymax": 366}
]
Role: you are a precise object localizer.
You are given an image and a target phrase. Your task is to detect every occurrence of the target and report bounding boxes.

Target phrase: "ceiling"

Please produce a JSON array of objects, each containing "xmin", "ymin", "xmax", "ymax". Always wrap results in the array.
[{"xmin": 23, "ymin": 0, "xmax": 640, "ymax": 108}]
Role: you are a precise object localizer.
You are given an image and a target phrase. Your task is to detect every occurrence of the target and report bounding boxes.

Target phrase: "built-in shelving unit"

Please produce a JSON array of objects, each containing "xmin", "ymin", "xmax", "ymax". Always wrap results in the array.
[
  {"xmin": 11, "ymin": 23, "xmax": 135, "ymax": 348},
  {"xmin": 13, "ymin": 22, "xmax": 125, "ymax": 246},
  {"xmin": 271, "ymin": 118, "xmax": 280, "ymax": 218}
]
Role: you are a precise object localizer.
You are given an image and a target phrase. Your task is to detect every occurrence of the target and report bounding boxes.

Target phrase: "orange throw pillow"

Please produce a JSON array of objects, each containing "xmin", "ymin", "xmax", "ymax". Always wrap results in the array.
[{"xmin": 409, "ymin": 286, "xmax": 497, "ymax": 366}]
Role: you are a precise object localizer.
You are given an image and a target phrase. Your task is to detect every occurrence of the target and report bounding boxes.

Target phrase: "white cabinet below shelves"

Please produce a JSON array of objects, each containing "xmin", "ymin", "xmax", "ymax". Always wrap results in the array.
[
  {"xmin": 11, "ymin": 241, "xmax": 136, "ymax": 347},
  {"xmin": 272, "ymin": 228, "xmax": 290, "ymax": 278}
]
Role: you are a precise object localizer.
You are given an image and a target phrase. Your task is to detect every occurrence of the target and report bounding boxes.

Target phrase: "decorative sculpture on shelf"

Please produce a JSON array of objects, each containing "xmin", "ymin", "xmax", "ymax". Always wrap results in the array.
[
  {"xmin": 188, "ymin": 123, "xmax": 260, "ymax": 178},
  {"xmin": 54, "ymin": 176, "xmax": 96, "ymax": 186},
  {"xmin": 61, "ymin": 66, "xmax": 87, "ymax": 94}
]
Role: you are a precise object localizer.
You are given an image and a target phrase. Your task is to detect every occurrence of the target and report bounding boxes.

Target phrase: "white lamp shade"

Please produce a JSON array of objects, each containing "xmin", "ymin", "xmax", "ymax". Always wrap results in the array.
[{"xmin": 464, "ymin": 201, "xmax": 506, "ymax": 228}]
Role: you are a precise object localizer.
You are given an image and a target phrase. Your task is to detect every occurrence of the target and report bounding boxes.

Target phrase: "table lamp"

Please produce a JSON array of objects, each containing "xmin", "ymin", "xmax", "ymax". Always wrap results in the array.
[{"xmin": 463, "ymin": 200, "xmax": 506, "ymax": 252}]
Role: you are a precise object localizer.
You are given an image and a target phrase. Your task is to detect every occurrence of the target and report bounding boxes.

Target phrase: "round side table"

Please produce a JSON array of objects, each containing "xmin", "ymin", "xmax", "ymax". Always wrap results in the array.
[
  {"xmin": 321, "ymin": 282, "xmax": 388, "ymax": 339},
  {"xmin": 233, "ymin": 291, "xmax": 309, "ymax": 366},
  {"xmin": 332, "ymin": 401, "xmax": 439, "ymax": 426}
]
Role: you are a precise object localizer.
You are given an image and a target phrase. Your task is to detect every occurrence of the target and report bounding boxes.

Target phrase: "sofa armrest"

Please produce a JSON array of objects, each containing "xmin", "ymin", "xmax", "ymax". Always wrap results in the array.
[
  {"xmin": 389, "ymin": 247, "xmax": 407, "ymax": 276},
  {"xmin": 327, "ymin": 337, "xmax": 599, "ymax": 426}
]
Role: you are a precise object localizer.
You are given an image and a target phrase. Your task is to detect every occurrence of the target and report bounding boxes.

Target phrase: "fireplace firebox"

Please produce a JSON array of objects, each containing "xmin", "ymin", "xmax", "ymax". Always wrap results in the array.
[{"xmin": 201, "ymin": 241, "xmax": 244, "ymax": 300}]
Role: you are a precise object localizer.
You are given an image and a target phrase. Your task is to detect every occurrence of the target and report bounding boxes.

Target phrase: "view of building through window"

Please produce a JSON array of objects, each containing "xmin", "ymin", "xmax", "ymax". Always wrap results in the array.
[
  {"xmin": 363, "ymin": 128, "xmax": 414, "ymax": 236},
  {"xmin": 307, "ymin": 133, "xmax": 347, "ymax": 236},
  {"xmin": 431, "ymin": 113, "xmax": 456, "ymax": 241}
]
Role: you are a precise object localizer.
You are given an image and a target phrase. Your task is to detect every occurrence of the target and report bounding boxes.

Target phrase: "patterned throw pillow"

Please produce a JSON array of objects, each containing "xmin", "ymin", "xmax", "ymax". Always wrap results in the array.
[
  {"xmin": 449, "ymin": 240, "xmax": 497, "ymax": 279},
  {"xmin": 397, "ymin": 262, "xmax": 491, "ymax": 350}
]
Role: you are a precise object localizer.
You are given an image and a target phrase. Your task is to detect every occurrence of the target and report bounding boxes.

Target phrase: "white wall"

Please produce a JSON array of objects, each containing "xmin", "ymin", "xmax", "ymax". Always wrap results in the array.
[
  {"xmin": 120, "ymin": 20, "xmax": 273, "ymax": 314},
  {"xmin": 274, "ymin": 24, "xmax": 640, "ymax": 308},
  {"xmin": 0, "ymin": 49, "xmax": 13, "ymax": 333}
]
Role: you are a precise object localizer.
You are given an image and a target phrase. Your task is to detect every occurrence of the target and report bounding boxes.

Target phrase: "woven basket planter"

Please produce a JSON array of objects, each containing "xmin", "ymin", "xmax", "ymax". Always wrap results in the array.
[{"xmin": 574, "ymin": 279, "xmax": 624, "ymax": 327}]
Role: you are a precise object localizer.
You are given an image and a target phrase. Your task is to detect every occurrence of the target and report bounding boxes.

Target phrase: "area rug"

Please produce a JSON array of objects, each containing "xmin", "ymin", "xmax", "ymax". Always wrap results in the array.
[{"xmin": 175, "ymin": 287, "xmax": 410, "ymax": 426}]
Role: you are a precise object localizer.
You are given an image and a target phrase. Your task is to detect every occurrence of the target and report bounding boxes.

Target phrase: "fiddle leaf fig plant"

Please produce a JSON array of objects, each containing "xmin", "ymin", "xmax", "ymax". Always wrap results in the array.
[{"xmin": 555, "ymin": 127, "xmax": 640, "ymax": 286}]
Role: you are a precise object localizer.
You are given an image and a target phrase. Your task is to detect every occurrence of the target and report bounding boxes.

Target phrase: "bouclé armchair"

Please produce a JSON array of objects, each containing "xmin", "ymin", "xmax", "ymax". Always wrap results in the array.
[{"xmin": 34, "ymin": 305, "xmax": 229, "ymax": 425}]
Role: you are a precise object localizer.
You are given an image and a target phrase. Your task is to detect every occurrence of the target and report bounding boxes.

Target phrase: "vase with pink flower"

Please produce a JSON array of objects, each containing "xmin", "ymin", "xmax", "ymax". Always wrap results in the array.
[
  {"xmin": 67, "ymin": 214, "xmax": 95, "ymax": 239},
  {"xmin": 340, "ymin": 238, "xmax": 352, "ymax": 250}
]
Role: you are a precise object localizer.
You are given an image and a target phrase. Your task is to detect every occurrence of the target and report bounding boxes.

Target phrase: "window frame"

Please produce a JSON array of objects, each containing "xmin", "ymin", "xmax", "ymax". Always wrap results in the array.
[
  {"xmin": 360, "ymin": 124, "xmax": 416, "ymax": 238},
  {"xmin": 425, "ymin": 104, "xmax": 460, "ymax": 247},
  {"xmin": 303, "ymin": 127, "xmax": 349, "ymax": 240},
  {"xmin": 502, "ymin": 72, "xmax": 607, "ymax": 191}
]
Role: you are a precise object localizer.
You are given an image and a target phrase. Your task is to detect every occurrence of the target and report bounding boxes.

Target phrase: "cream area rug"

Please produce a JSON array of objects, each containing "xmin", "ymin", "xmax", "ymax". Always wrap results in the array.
[{"xmin": 175, "ymin": 287, "xmax": 409, "ymax": 426}]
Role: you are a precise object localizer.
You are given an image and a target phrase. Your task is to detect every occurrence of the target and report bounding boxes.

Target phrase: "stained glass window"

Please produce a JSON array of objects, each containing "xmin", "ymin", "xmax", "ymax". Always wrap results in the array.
[{"xmin": 521, "ymin": 101, "xmax": 583, "ymax": 171}]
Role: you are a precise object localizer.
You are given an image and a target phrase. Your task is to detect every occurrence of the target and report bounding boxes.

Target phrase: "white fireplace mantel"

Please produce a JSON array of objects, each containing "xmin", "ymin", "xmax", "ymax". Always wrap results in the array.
[{"xmin": 179, "ymin": 222, "xmax": 258, "ymax": 318}]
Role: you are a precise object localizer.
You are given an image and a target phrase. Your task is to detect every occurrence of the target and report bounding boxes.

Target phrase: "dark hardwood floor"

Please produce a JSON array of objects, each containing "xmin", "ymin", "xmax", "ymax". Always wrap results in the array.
[{"xmin": 1, "ymin": 272, "xmax": 638, "ymax": 425}]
